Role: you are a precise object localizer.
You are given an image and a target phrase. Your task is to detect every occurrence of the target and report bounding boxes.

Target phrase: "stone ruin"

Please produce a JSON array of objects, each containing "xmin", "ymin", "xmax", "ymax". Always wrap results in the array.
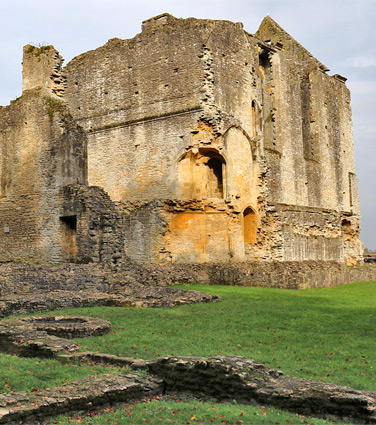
[
  {"xmin": 0, "ymin": 16, "xmax": 373, "ymax": 422},
  {"xmin": 0, "ymin": 314, "xmax": 375, "ymax": 424},
  {"xmin": 0, "ymin": 13, "xmax": 369, "ymax": 287}
]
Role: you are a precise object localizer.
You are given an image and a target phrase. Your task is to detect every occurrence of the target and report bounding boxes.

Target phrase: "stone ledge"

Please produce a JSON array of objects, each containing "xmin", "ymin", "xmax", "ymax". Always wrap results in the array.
[
  {"xmin": 0, "ymin": 373, "xmax": 162, "ymax": 424},
  {"xmin": 0, "ymin": 287, "xmax": 219, "ymax": 318},
  {"xmin": 0, "ymin": 315, "xmax": 111, "ymax": 339},
  {"xmin": 58, "ymin": 352, "xmax": 144, "ymax": 368},
  {"xmin": 147, "ymin": 356, "xmax": 376, "ymax": 424}
]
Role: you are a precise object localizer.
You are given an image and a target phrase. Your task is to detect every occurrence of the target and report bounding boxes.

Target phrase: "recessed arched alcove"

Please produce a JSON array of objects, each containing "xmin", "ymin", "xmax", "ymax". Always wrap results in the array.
[
  {"xmin": 178, "ymin": 148, "xmax": 226, "ymax": 200},
  {"xmin": 243, "ymin": 207, "xmax": 257, "ymax": 244}
]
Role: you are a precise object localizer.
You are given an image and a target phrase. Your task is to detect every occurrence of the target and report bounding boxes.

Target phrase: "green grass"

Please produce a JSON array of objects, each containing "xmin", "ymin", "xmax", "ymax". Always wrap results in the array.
[
  {"xmin": 0, "ymin": 354, "xmax": 126, "ymax": 394},
  {"xmin": 0, "ymin": 281, "xmax": 374, "ymax": 424},
  {"xmin": 43, "ymin": 395, "xmax": 335, "ymax": 425},
  {"xmin": 38, "ymin": 281, "xmax": 375, "ymax": 391}
]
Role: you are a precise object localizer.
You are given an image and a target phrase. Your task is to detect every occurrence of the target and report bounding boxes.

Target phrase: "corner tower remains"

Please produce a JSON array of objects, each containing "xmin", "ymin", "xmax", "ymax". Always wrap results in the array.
[{"xmin": 0, "ymin": 13, "xmax": 364, "ymax": 284}]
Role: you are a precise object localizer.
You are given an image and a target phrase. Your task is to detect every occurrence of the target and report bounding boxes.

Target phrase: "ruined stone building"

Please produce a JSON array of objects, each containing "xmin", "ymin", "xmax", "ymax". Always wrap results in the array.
[{"xmin": 0, "ymin": 13, "xmax": 363, "ymax": 274}]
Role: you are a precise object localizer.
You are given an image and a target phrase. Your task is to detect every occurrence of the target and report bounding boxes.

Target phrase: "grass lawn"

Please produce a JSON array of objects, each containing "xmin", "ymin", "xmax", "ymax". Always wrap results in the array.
[
  {"xmin": 44, "ymin": 395, "xmax": 336, "ymax": 425},
  {"xmin": 0, "ymin": 354, "xmax": 126, "ymax": 394},
  {"xmin": 0, "ymin": 281, "xmax": 374, "ymax": 424}
]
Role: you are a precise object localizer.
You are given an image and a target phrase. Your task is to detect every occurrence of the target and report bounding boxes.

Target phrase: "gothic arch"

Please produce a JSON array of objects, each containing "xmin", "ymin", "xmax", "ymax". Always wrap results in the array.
[{"xmin": 223, "ymin": 124, "xmax": 260, "ymax": 160}]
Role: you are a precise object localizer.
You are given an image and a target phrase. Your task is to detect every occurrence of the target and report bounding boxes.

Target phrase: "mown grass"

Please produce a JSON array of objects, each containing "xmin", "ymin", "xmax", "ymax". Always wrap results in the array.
[
  {"xmin": 0, "ymin": 354, "xmax": 125, "ymax": 394},
  {"xmin": 0, "ymin": 281, "xmax": 374, "ymax": 424},
  {"xmin": 43, "ymin": 281, "xmax": 375, "ymax": 391},
  {"xmin": 44, "ymin": 395, "xmax": 334, "ymax": 425}
]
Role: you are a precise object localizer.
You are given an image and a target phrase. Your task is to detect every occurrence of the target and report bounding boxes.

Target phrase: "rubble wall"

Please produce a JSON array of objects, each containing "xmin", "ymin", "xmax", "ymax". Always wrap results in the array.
[{"xmin": 120, "ymin": 260, "xmax": 376, "ymax": 289}]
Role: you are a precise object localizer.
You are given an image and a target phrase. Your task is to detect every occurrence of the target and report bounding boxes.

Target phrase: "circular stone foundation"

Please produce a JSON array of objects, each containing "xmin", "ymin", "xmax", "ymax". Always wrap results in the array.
[{"xmin": 1, "ymin": 315, "xmax": 111, "ymax": 339}]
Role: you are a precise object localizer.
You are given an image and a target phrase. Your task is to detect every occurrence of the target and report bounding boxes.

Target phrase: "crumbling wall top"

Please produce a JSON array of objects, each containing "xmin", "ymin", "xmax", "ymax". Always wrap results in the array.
[
  {"xmin": 141, "ymin": 13, "xmax": 177, "ymax": 32},
  {"xmin": 256, "ymin": 16, "xmax": 330, "ymax": 73},
  {"xmin": 22, "ymin": 44, "xmax": 66, "ymax": 97}
]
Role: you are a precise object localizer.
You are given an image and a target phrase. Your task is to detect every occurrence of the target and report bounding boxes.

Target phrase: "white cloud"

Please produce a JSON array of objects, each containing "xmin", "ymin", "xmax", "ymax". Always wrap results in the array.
[{"xmin": 343, "ymin": 56, "xmax": 376, "ymax": 69}]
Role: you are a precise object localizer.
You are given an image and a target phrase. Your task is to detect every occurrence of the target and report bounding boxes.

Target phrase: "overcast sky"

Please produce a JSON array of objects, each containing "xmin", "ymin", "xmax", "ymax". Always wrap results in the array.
[{"xmin": 1, "ymin": 0, "xmax": 375, "ymax": 249}]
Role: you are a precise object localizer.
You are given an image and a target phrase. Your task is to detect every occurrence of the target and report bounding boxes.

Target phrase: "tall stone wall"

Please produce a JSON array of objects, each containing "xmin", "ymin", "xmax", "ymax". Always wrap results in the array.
[
  {"xmin": 0, "ymin": 88, "xmax": 87, "ymax": 264},
  {"xmin": 64, "ymin": 14, "xmax": 361, "ymax": 263},
  {"xmin": 0, "ymin": 14, "xmax": 364, "ymax": 270},
  {"xmin": 255, "ymin": 17, "xmax": 362, "ymax": 263},
  {"xmin": 61, "ymin": 14, "xmax": 362, "ymax": 265}
]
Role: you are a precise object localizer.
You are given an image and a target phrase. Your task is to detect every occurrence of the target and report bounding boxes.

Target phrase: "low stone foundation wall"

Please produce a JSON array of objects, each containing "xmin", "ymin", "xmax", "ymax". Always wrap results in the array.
[
  {"xmin": 147, "ymin": 356, "xmax": 376, "ymax": 424},
  {"xmin": 0, "ymin": 374, "xmax": 162, "ymax": 424},
  {"xmin": 0, "ymin": 263, "xmax": 111, "ymax": 297},
  {"xmin": 1, "ymin": 312, "xmax": 375, "ymax": 424},
  {"xmin": 0, "ymin": 261, "xmax": 375, "ymax": 296},
  {"xmin": 122, "ymin": 260, "xmax": 376, "ymax": 289},
  {"xmin": 0, "ymin": 355, "xmax": 374, "ymax": 424}
]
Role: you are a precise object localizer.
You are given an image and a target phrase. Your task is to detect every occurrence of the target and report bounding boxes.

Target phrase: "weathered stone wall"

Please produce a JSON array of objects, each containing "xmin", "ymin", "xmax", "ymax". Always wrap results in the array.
[
  {"xmin": 0, "ymin": 263, "xmax": 110, "ymax": 297},
  {"xmin": 0, "ymin": 261, "xmax": 374, "ymax": 302},
  {"xmin": 0, "ymin": 14, "xmax": 364, "ymax": 270},
  {"xmin": 255, "ymin": 18, "xmax": 361, "ymax": 263},
  {"xmin": 120, "ymin": 260, "xmax": 376, "ymax": 289},
  {"xmin": 0, "ymin": 355, "xmax": 375, "ymax": 424},
  {"xmin": 147, "ymin": 356, "xmax": 376, "ymax": 424},
  {"xmin": 61, "ymin": 185, "xmax": 124, "ymax": 266},
  {"xmin": 61, "ymin": 13, "xmax": 362, "ymax": 266},
  {"xmin": 0, "ymin": 87, "xmax": 87, "ymax": 264},
  {"xmin": 22, "ymin": 45, "xmax": 66, "ymax": 97}
]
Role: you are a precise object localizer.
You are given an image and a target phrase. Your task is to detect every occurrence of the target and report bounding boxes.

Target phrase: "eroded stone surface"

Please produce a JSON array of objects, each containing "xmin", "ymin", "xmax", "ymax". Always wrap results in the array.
[
  {"xmin": 0, "ymin": 13, "xmax": 364, "ymax": 281},
  {"xmin": 0, "ymin": 374, "xmax": 162, "ymax": 424},
  {"xmin": 147, "ymin": 356, "xmax": 376, "ymax": 424},
  {"xmin": 1, "ymin": 315, "xmax": 111, "ymax": 339},
  {"xmin": 0, "ymin": 322, "xmax": 80, "ymax": 358}
]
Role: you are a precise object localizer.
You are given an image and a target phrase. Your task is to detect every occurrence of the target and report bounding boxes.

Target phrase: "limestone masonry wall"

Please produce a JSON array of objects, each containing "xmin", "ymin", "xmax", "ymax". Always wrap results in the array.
[
  {"xmin": 0, "ymin": 89, "xmax": 87, "ymax": 263},
  {"xmin": 0, "ymin": 13, "xmax": 365, "ymax": 279}
]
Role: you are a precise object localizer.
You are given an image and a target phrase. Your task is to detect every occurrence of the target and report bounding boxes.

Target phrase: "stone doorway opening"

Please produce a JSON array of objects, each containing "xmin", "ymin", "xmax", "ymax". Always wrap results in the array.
[{"xmin": 60, "ymin": 215, "xmax": 77, "ymax": 263}]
